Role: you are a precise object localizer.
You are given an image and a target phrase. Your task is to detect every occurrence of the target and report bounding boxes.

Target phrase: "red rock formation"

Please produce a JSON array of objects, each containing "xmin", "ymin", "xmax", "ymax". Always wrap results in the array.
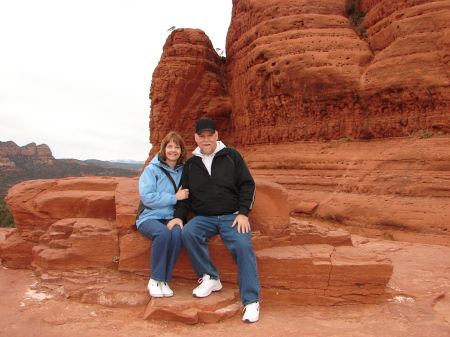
[
  {"xmin": 1, "ymin": 176, "xmax": 393, "ymax": 322},
  {"xmin": 33, "ymin": 218, "xmax": 119, "ymax": 271},
  {"xmin": 146, "ymin": 0, "xmax": 450, "ymax": 247},
  {"xmin": 4, "ymin": 177, "xmax": 123, "ymax": 243},
  {"xmin": 148, "ymin": 0, "xmax": 450, "ymax": 150},
  {"xmin": 225, "ymin": 0, "xmax": 450, "ymax": 144},
  {"xmin": 143, "ymin": 288, "xmax": 241, "ymax": 324},
  {"xmin": 359, "ymin": 0, "xmax": 450, "ymax": 137},
  {"xmin": 114, "ymin": 178, "xmax": 139, "ymax": 237},
  {"xmin": 0, "ymin": 141, "xmax": 21, "ymax": 156},
  {"xmin": 240, "ymin": 135, "xmax": 450, "ymax": 246},
  {"xmin": 4, "ymin": 0, "xmax": 450, "ymax": 324},
  {"xmin": 226, "ymin": 0, "xmax": 371, "ymax": 144},
  {"xmin": 148, "ymin": 28, "xmax": 231, "ymax": 158},
  {"xmin": 19, "ymin": 143, "xmax": 54, "ymax": 164},
  {"xmin": 0, "ymin": 141, "xmax": 54, "ymax": 166},
  {"xmin": 0, "ymin": 230, "xmax": 35, "ymax": 269},
  {"xmin": 0, "ymin": 157, "xmax": 15, "ymax": 168},
  {"xmin": 36, "ymin": 144, "xmax": 53, "ymax": 158}
]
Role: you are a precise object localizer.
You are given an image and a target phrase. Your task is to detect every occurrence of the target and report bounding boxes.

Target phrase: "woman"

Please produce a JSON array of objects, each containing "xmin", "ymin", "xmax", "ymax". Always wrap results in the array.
[{"xmin": 136, "ymin": 131, "xmax": 189, "ymax": 297}]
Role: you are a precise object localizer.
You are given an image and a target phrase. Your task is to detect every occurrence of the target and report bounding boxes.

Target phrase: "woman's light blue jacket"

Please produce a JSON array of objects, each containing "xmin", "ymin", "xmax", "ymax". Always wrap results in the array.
[{"xmin": 136, "ymin": 155, "xmax": 183, "ymax": 227}]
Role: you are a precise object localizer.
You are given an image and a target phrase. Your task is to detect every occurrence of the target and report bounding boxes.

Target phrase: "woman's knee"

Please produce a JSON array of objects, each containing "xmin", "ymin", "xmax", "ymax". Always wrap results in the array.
[
  {"xmin": 170, "ymin": 226, "xmax": 182, "ymax": 239},
  {"xmin": 151, "ymin": 226, "xmax": 172, "ymax": 242}
]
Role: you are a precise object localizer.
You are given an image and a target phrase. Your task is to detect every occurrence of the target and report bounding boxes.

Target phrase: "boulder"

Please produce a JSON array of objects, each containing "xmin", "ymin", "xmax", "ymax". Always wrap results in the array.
[
  {"xmin": 33, "ymin": 218, "xmax": 120, "ymax": 271},
  {"xmin": 5, "ymin": 177, "xmax": 126, "ymax": 243}
]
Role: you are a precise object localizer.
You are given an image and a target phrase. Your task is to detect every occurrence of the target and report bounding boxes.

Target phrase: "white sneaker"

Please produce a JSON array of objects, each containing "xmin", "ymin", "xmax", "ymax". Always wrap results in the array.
[
  {"xmin": 160, "ymin": 282, "xmax": 174, "ymax": 297},
  {"xmin": 242, "ymin": 302, "xmax": 260, "ymax": 323},
  {"xmin": 148, "ymin": 279, "xmax": 164, "ymax": 298},
  {"xmin": 192, "ymin": 274, "xmax": 222, "ymax": 298}
]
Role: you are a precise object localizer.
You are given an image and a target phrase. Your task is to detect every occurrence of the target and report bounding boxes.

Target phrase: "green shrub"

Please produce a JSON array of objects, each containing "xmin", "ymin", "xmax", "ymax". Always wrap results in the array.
[
  {"xmin": 0, "ymin": 198, "xmax": 15, "ymax": 228},
  {"xmin": 339, "ymin": 137, "xmax": 354, "ymax": 143},
  {"xmin": 418, "ymin": 130, "xmax": 434, "ymax": 139},
  {"xmin": 345, "ymin": 0, "xmax": 356, "ymax": 12},
  {"xmin": 346, "ymin": 0, "xmax": 367, "ymax": 39}
]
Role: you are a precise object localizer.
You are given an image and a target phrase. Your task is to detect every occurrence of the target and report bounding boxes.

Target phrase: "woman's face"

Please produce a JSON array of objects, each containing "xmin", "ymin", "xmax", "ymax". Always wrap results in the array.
[{"xmin": 165, "ymin": 140, "xmax": 181, "ymax": 162}]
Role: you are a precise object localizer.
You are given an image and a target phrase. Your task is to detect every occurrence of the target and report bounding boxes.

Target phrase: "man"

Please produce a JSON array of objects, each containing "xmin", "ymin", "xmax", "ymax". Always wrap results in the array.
[{"xmin": 167, "ymin": 118, "xmax": 261, "ymax": 323}]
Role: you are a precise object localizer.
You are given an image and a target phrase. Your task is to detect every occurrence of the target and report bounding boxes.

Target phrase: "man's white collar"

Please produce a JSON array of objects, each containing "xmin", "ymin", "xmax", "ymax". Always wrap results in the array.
[{"xmin": 193, "ymin": 141, "xmax": 226, "ymax": 158}]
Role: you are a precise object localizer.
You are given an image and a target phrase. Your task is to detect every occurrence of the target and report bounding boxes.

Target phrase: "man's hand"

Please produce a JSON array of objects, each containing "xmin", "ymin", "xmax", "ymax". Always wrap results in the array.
[
  {"xmin": 167, "ymin": 218, "xmax": 183, "ymax": 230},
  {"xmin": 175, "ymin": 186, "xmax": 189, "ymax": 200},
  {"xmin": 231, "ymin": 214, "xmax": 251, "ymax": 234}
]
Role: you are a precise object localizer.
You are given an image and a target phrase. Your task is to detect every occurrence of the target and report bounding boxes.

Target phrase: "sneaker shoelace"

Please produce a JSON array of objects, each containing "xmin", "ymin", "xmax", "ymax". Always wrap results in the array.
[
  {"xmin": 243, "ymin": 303, "xmax": 259, "ymax": 313},
  {"xmin": 197, "ymin": 277, "xmax": 213, "ymax": 290},
  {"xmin": 197, "ymin": 277, "xmax": 205, "ymax": 288}
]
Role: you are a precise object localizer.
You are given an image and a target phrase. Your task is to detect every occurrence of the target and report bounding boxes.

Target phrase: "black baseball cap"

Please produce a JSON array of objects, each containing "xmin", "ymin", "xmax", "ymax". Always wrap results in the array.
[{"xmin": 195, "ymin": 118, "xmax": 216, "ymax": 134}]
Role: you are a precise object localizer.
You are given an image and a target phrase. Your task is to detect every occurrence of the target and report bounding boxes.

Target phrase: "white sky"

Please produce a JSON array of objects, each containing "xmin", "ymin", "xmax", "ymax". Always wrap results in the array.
[{"xmin": 0, "ymin": 0, "xmax": 232, "ymax": 161}]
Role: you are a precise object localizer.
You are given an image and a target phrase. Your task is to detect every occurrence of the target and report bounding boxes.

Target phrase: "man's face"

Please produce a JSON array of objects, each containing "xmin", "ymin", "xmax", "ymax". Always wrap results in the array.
[{"xmin": 195, "ymin": 130, "xmax": 218, "ymax": 155}]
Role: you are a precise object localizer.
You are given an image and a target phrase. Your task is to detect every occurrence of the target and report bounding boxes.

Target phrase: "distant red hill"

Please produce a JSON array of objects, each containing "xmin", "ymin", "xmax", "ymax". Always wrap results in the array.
[{"xmin": 0, "ymin": 141, "xmax": 141, "ymax": 197}]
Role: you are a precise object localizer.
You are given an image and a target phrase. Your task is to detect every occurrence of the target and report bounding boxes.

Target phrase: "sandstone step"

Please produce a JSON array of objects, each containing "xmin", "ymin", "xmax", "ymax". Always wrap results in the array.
[
  {"xmin": 257, "ymin": 244, "xmax": 393, "ymax": 305},
  {"xmin": 143, "ymin": 285, "xmax": 241, "ymax": 324}
]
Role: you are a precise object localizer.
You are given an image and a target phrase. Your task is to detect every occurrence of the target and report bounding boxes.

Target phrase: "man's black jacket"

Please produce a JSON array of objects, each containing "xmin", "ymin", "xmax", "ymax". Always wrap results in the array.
[{"xmin": 173, "ymin": 147, "xmax": 256, "ymax": 221}]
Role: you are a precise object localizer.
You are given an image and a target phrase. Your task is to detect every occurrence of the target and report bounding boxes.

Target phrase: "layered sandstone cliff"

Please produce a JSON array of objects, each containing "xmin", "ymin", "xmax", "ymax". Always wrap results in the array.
[
  {"xmin": 226, "ymin": 0, "xmax": 374, "ymax": 143},
  {"xmin": 0, "ymin": 141, "xmax": 54, "ymax": 166},
  {"xmin": 240, "ymin": 135, "xmax": 450, "ymax": 247},
  {"xmin": 149, "ymin": 0, "xmax": 449, "ymax": 151},
  {"xmin": 149, "ymin": 29, "xmax": 231, "ymax": 155},
  {"xmin": 224, "ymin": 0, "xmax": 450, "ymax": 144},
  {"xmin": 146, "ymin": 0, "xmax": 450, "ymax": 244}
]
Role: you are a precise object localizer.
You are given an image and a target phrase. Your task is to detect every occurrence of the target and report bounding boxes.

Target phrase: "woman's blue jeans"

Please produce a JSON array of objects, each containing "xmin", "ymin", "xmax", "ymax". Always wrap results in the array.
[
  {"xmin": 181, "ymin": 214, "xmax": 260, "ymax": 305},
  {"xmin": 137, "ymin": 219, "xmax": 182, "ymax": 283}
]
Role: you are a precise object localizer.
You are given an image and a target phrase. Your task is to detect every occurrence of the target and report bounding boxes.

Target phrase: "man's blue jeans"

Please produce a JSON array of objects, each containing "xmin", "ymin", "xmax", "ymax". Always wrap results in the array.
[
  {"xmin": 137, "ymin": 219, "xmax": 182, "ymax": 283},
  {"xmin": 181, "ymin": 214, "xmax": 260, "ymax": 305}
]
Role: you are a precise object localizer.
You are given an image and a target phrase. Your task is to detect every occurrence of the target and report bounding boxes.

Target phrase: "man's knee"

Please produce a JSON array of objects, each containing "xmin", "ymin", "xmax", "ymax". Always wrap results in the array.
[
  {"xmin": 228, "ymin": 237, "xmax": 253, "ymax": 253},
  {"xmin": 157, "ymin": 227, "xmax": 172, "ymax": 240},
  {"xmin": 181, "ymin": 224, "xmax": 193, "ymax": 240}
]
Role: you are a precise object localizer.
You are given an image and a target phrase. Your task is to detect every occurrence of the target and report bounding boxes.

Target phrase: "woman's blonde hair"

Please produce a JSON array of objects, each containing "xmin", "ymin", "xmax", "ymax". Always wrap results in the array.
[{"xmin": 157, "ymin": 131, "xmax": 187, "ymax": 165}]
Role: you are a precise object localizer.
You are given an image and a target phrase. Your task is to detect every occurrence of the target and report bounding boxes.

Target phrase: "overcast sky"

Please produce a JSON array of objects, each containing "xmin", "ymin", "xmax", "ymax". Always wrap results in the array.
[{"xmin": 0, "ymin": 0, "xmax": 232, "ymax": 161}]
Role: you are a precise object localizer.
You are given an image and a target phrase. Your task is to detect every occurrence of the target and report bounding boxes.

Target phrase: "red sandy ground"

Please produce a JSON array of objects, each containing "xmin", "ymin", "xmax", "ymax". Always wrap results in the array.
[{"xmin": 1, "ymin": 234, "xmax": 449, "ymax": 337}]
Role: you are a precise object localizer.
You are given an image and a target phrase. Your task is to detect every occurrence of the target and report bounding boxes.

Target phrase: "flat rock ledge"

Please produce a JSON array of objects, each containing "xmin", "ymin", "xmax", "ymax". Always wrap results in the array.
[
  {"xmin": 0, "ymin": 177, "xmax": 394, "ymax": 324},
  {"xmin": 143, "ymin": 286, "xmax": 241, "ymax": 324},
  {"xmin": 29, "ymin": 241, "xmax": 391, "ymax": 324}
]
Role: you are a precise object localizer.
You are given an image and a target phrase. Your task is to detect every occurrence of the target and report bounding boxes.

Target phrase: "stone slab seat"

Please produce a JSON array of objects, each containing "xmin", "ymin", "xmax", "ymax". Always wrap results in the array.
[
  {"xmin": 1, "ymin": 176, "xmax": 394, "ymax": 324},
  {"xmin": 256, "ymin": 244, "xmax": 394, "ymax": 306},
  {"xmin": 141, "ymin": 242, "xmax": 392, "ymax": 323}
]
